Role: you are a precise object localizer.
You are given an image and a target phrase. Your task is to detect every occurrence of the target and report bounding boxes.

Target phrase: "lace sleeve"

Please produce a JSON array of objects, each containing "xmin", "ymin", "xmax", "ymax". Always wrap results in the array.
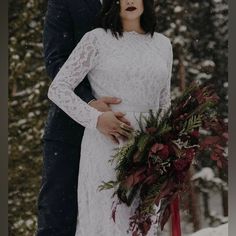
[
  {"xmin": 159, "ymin": 39, "xmax": 173, "ymax": 113},
  {"xmin": 47, "ymin": 31, "xmax": 103, "ymax": 129}
]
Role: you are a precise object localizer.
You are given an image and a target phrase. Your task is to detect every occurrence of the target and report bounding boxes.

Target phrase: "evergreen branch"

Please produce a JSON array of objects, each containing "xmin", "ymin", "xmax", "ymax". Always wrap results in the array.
[
  {"xmin": 98, "ymin": 180, "xmax": 119, "ymax": 191},
  {"xmin": 180, "ymin": 115, "xmax": 202, "ymax": 135}
]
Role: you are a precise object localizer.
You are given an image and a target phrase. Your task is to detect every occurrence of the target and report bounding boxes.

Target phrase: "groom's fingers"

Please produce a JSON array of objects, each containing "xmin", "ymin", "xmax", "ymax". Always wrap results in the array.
[
  {"xmin": 89, "ymin": 99, "xmax": 112, "ymax": 112},
  {"xmin": 100, "ymin": 96, "xmax": 122, "ymax": 104}
]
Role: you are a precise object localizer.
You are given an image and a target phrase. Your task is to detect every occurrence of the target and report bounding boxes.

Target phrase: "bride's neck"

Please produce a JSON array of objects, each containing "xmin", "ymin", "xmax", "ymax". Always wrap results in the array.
[{"xmin": 122, "ymin": 19, "xmax": 144, "ymax": 34}]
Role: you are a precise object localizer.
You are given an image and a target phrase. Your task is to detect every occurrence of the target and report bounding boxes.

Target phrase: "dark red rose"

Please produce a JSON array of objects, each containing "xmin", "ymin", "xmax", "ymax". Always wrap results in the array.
[
  {"xmin": 185, "ymin": 148, "xmax": 195, "ymax": 161},
  {"xmin": 150, "ymin": 143, "xmax": 170, "ymax": 160},
  {"xmin": 159, "ymin": 145, "xmax": 170, "ymax": 160},
  {"xmin": 173, "ymin": 159, "xmax": 190, "ymax": 171}
]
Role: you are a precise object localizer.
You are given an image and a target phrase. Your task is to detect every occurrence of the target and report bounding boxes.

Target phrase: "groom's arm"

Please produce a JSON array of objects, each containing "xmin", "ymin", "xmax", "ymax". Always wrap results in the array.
[
  {"xmin": 43, "ymin": 0, "xmax": 95, "ymax": 103},
  {"xmin": 43, "ymin": 0, "xmax": 131, "ymax": 136}
]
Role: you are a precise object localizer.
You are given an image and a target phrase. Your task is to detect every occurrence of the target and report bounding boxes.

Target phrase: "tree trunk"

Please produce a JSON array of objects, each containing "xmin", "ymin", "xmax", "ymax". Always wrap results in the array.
[
  {"xmin": 219, "ymin": 169, "xmax": 228, "ymax": 216},
  {"xmin": 187, "ymin": 167, "xmax": 201, "ymax": 231},
  {"xmin": 178, "ymin": 54, "xmax": 186, "ymax": 92}
]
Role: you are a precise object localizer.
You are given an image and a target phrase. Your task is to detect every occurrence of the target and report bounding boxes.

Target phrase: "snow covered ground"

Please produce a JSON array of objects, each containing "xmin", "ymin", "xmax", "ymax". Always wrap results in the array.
[{"xmin": 189, "ymin": 223, "xmax": 228, "ymax": 236}]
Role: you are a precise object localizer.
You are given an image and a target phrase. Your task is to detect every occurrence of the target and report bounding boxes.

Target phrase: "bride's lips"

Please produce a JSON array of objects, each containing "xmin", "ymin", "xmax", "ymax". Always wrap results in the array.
[{"xmin": 125, "ymin": 6, "xmax": 137, "ymax": 12}]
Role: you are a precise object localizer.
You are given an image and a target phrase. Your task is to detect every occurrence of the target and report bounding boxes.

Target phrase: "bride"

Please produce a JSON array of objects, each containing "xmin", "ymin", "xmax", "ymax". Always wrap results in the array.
[{"xmin": 47, "ymin": 0, "xmax": 173, "ymax": 235}]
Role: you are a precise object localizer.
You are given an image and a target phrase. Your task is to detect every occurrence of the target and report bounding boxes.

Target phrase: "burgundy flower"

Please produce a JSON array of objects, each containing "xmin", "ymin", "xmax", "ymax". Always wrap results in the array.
[
  {"xmin": 159, "ymin": 145, "xmax": 170, "ymax": 160},
  {"xmin": 149, "ymin": 143, "xmax": 170, "ymax": 160},
  {"xmin": 185, "ymin": 148, "xmax": 195, "ymax": 162},
  {"xmin": 173, "ymin": 159, "xmax": 190, "ymax": 172}
]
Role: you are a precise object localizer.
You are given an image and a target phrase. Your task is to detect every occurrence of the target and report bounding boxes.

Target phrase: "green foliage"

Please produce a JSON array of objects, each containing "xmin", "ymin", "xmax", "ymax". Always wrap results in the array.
[
  {"xmin": 98, "ymin": 181, "xmax": 119, "ymax": 191},
  {"xmin": 140, "ymin": 183, "xmax": 161, "ymax": 214},
  {"xmin": 181, "ymin": 115, "xmax": 202, "ymax": 135}
]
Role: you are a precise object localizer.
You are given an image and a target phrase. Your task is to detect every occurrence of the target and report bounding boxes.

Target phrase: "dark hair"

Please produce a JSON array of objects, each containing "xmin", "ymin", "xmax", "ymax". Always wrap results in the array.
[{"xmin": 96, "ymin": 0, "xmax": 157, "ymax": 38}]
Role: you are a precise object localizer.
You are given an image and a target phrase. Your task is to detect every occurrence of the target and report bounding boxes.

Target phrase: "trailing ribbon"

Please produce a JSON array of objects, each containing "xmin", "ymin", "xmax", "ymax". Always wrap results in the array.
[{"xmin": 171, "ymin": 195, "xmax": 181, "ymax": 236}]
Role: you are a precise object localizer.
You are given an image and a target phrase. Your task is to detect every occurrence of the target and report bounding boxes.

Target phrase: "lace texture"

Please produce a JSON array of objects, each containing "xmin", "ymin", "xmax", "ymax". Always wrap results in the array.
[
  {"xmin": 47, "ymin": 32, "xmax": 102, "ymax": 129},
  {"xmin": 47, "ymin": 28, "xmax": 173, "ymax": 235}
]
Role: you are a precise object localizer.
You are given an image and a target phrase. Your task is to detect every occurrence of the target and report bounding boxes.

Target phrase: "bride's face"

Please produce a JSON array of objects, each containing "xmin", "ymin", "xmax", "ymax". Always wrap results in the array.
[{"xmin": 120, "ymin": 0, "xmax": 144, "ymax": 21}]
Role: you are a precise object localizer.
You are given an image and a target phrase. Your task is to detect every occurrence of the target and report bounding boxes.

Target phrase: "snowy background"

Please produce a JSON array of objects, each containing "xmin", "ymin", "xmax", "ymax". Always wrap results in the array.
[{"xmin": 8, "ymin": 0, "xmax": 228, "ymax": 235}]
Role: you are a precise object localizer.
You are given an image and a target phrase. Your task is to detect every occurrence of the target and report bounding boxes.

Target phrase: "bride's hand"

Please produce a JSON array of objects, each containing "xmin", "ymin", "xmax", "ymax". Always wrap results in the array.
[{"xmin": 96, "ymin": 111, "xmax": 134, "ymax": 144}]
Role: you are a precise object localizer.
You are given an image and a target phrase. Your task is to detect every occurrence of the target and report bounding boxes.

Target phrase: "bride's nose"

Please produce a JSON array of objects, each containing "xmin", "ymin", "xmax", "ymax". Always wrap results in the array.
[{"xmin": 127, "ymin": 0, "xmax": 134, "ymax": 5}]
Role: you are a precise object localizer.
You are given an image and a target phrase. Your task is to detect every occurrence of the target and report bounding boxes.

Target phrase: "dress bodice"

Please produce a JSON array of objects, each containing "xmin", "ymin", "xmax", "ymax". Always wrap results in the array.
[{"xmin": 47, "ymin": 28, "xmax": 173, "ymax": 129}]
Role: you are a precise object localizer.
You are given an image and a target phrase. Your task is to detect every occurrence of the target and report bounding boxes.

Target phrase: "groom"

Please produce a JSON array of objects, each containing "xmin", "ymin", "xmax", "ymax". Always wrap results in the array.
[{"xmin": 37, "ymin": 0, "xmax": 131, "ymax": 235}]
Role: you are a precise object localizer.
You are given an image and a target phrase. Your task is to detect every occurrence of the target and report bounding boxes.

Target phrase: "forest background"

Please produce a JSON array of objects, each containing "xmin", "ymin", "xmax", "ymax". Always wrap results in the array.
[{"xmin": 8, "ymin": 0, "xmax": 228, "ymax": 235}]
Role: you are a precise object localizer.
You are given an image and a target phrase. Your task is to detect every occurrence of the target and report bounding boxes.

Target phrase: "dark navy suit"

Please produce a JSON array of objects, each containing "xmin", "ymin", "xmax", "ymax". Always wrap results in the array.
[{"xmin": 37, "ymin": 0, "xmax": 102, "ymax": 235}]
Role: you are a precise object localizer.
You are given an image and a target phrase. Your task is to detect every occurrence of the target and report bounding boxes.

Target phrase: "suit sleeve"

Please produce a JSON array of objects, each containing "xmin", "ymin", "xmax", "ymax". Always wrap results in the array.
[{"xmin": 43, "ymin": 0, "xmax": 96, "ymax": 103}]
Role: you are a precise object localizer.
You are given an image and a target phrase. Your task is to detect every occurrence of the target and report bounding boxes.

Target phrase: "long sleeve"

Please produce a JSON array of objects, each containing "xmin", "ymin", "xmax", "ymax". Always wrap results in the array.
[
  {"xmin": 47, "ymin": 32, "xmax": 103, "ymax": 129},
  {"xmin": 159, "ymin": 39, "xmax": 173, "ymax": 112},
  {"xmin": 43, "ymin": 0, "xmax": 96, "ymax": 103}
]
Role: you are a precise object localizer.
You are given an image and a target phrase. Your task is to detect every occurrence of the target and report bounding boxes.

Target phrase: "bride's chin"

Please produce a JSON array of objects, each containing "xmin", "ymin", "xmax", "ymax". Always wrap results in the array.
[{"xmin": 120, "ymin": 13, "xmax": 142, "ymax": 21}]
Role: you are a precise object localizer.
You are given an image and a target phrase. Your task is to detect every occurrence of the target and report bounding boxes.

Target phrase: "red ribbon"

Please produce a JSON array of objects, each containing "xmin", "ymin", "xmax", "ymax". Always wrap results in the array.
[{"xmin": 171, "ymin": 195, "xmax": 181, "ymax": 236}]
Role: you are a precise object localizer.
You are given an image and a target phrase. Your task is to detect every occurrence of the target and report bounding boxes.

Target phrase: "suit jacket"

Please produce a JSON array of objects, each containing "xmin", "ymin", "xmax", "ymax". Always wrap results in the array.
[{"xmin": 43, "ymin": 0, "xmax": 102, "ymax": 145}]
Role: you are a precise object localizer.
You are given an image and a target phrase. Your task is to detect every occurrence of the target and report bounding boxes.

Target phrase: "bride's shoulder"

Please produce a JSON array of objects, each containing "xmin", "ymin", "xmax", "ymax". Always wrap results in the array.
[
  {"xmin": 86, "ymin": 28, "xmax": 109, "ymax": 38},
  {"xmin": 153, "ymin": 32, "xmax": 172, "ymax": 48},
  {"xmin": 79, "ymin": 28, "xmax": 108, "ymax": 47}
]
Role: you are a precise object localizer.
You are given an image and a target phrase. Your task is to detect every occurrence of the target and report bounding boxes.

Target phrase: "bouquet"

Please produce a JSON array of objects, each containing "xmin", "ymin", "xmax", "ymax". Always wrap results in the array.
[{"xmin": 98, "ymin": 81, "xmax": 228, "ymax": 236}]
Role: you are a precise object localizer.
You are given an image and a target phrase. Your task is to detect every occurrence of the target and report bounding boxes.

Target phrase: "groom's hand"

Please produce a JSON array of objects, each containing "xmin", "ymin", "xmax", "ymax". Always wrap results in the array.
[
  {"xmin": 89, "ymin": 96, "xmax": 121, "ymax": 112},
  {"xmin": 89, "ymin": 97, "xmax": 131, "ymax": 126},
  {"xmin": 96, "ymin": 111, "xmax": 134, "ymax": 144}
]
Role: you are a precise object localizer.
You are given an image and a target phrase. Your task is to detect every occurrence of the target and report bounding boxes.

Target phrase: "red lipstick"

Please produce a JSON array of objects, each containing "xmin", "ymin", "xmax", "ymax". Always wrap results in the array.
[{"xmin": 126, "ymin": 7, "xmax": 137, "ymax": 12}]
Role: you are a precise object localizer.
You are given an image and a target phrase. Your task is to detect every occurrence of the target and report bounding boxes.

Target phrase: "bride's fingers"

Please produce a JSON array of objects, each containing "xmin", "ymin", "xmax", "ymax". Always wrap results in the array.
[
  {"xmin": 114, "ymin": 111, "xmax": 126, "ymax": 117},
  {"xmin": 113, "ymin": 112, "xmax": 133, "ymax": 129},
  {"xmin": 110, "ymin": 131, "xmax": 126, "ymax": 142},
  {"xmin": 117, "ymin": 128, "xmax": 131, "ymax": 138},
  {"xmin": 118, "ymin": 122, "xmax": 134, "ymax": 132},
  {"xmin": 118, "ymin": 117, "xmax": 132, "ymax": 126},
  {"xmin": 108, "ymin": 134, "xmax": 119, "ymax": 144}
]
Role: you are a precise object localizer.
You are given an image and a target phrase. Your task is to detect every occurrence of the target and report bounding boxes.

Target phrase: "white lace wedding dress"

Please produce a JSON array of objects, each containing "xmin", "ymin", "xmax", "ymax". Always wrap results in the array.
[{"xmin": 47, "ymin": 28, "xmax": 173, "ymax": 235}]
